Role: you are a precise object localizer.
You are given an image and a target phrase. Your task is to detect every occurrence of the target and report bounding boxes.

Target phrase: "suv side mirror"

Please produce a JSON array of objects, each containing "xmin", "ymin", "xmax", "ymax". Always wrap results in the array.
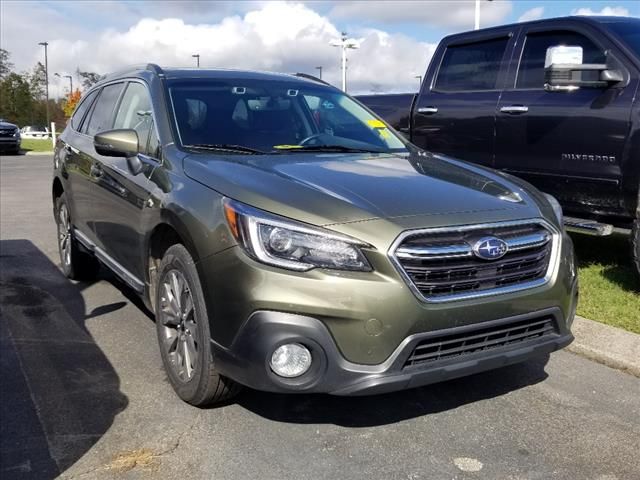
[
  {"xmin": 544, "ymin": 45, "xmax": 623, "ymax": 92},
  {"xmin": 94, "ymin": 129, "xmax": 139, "ymax": 157},
  {"xmin": 94, "ymin": 129, "xmax": 144, "ymax": 175}
]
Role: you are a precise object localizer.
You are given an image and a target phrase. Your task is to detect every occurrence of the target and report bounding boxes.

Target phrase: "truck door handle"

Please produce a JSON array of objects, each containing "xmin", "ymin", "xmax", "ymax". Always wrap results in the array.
[
  {"xmin": 90, "ymin": 164, "xmax": 103, "ymax": 179},
  {"xmin": 500, "ymin": 105, "xmax": 529, "ymax": 114},
  {"xmin": 417, "ymin": 106, "xmax": 438, "ymax": 115}
]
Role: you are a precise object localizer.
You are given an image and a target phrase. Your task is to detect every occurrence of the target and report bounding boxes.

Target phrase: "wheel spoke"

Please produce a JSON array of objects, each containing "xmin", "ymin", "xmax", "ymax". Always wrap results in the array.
[
  {"xmin": 162, "ymin": 282, "xmax": 180, "ymax": 319},
  {"xmin": 170, "ymin": 271, "xmax": 183, "ymax": 311},
  {"xmin": 182, "ymin": 294, "xmax": 194, "ymax": 321},
  {"xmin": 163, "ymin": 329, "xmax": 179, "ymax": 353},
  {"xmin": 183, "ymin": 337, "xmax": 194, "ymax": 378}
]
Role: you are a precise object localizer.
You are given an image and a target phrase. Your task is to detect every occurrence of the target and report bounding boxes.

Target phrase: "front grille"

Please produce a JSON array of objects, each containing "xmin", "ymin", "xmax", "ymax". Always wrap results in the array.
[
  {"xmin": 404, "ymin": 315, "xmax": 557, "ymax": 368},
  {"xmin": 392, "ymin": 221, "xmax": 555, "ymax": 301},
  {"xmin": 0, "ymin": 129, "xmax": 15, "ymax": 138}
]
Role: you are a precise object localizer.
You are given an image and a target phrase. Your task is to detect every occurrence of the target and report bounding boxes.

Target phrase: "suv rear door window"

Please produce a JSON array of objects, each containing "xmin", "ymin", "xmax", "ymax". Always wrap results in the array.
[
  {"xmin": 516, "ymin": 31, "xmax": 605, "ymax": 89},
  {"xmin": 83, "ymin": 83, "xmax": 124, "ymax": 136},
  {"xmin": 113, "ymin": 82, "xmax": 155, "ymax": 154},
  {"xmin": 70, "ymin": 89, "xmax": 98, "ymax": 131},
  {"xmin": 435, "ymin": 37, "xmax": 509, "ymax": 91}
]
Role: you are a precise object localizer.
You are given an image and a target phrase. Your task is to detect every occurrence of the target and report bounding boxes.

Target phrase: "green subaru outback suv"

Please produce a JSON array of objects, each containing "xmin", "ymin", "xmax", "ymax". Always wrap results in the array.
[{"xmin": 52, "ymin": 64, "xmax": 577, "ymax": 406}]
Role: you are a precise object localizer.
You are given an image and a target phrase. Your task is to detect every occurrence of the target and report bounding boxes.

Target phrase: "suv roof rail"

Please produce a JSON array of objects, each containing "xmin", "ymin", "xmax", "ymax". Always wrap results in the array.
[
  {"xmin": 146, "ymin": 63, "xmax": 165, "ymax": 76},
  {"xmin": 294, "ymin": 72, "xmax": 331, "ymax": 86}
]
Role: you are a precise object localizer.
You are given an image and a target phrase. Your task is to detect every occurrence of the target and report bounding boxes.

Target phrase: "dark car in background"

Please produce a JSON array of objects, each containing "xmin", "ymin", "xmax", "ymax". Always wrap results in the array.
[
  {"xmin": 0, "ymin": 118, "xmax": 21, "ymax": 154},
  {"xmin": 358, "ymin": 16, "xmax": 640, "ymax": 276},
  {"xmin": 52, "ymin": 64, "xmax": 577, "ymax": 407}
]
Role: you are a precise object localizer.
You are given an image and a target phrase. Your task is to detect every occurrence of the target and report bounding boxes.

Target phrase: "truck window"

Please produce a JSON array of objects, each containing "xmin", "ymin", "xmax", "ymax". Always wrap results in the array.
[
  {"xmin": 434, "ymin": 37, "xmax": 509, "ymax": 91},
  {"xmin": 516, "ymin": 31, "xmax": 605, "ymax": 89}
]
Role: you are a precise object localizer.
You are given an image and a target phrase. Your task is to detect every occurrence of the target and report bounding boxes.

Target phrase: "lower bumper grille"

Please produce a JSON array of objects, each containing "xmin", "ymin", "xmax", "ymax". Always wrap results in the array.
[{"xmin": 404, "ymin": 315, "xmax": 557, "ymax": 368}]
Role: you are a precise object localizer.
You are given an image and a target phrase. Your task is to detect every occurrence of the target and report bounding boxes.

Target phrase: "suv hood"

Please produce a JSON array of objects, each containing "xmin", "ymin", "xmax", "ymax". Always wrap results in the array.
[{"xmin": 183, "ymin": 151, "xmax": 542, "ymax": 226}]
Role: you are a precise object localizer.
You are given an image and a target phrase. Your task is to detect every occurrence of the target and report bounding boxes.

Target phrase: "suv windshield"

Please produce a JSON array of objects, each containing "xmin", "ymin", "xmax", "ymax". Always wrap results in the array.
[{"xmin": 169, "ymin": 79, "xmax": 408, "ymax": 154}]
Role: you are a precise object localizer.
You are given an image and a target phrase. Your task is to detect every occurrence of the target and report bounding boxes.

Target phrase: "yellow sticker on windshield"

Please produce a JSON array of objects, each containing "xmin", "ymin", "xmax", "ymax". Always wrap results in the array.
[
  {"xmin": 273, "ymin": 145, "xmax": 303, "ymax": 149},
  {"xmin": 367, "ymin": 119, "xmax": 387, "ymax": 129}
]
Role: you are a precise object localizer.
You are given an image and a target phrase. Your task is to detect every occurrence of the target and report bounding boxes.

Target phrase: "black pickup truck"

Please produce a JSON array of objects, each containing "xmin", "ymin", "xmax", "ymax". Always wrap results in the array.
[{"xmin": 358, "ymin": 16, "xmax": 640, "ymax": 275}]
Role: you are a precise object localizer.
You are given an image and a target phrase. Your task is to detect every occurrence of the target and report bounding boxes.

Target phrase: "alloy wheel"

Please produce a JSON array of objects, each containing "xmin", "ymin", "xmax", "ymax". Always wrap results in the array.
[
  {"xmin": 58, "ymin": 203, "xmax": 72, "ymax": 267},
  {"xmin": 159, "ymin": 269, "xmax": 198, "ymax": 381}
]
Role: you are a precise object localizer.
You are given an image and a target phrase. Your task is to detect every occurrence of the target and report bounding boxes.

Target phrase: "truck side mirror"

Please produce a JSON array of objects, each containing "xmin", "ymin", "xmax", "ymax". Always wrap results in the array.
[{"xmin": 543, "ymin": 45, "xmax": 623, "ymax": 92}]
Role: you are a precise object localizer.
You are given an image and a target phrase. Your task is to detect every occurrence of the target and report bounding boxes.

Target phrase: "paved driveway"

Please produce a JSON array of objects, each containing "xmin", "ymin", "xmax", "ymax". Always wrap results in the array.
[{"xmin": 1, "ymin": 154, "xmax": 639, "ymax": 480}]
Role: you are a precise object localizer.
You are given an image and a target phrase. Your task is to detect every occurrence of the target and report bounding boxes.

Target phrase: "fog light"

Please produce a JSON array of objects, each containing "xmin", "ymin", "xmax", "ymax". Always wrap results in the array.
[{"xmin": 270, "ymin": 343, "xmax": 312, "ymax": 378}]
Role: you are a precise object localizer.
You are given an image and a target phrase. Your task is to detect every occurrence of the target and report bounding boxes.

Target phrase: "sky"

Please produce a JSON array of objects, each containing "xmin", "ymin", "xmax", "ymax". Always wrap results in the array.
[{"xmin": 1, "ymin": 0, "xmax": 639, "ymax": 96}]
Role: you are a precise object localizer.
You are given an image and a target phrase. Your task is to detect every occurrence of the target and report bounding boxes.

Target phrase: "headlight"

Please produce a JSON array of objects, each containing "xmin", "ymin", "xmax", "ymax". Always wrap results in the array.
[
  {"xmin": 543, "ymin": 193, "xmax": 563, "ymax": 225},
  {"xmin": 223, "ymin": 198, "xmax": 372, "ymax": 272},
  {"xmin": 13, "ymin": 129, "xmax": 20, "ymax": 138}
]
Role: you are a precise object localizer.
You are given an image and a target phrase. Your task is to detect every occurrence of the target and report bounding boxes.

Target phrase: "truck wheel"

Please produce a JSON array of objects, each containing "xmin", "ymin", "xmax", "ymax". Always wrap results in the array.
[
  {"xmin": 155, "ymin": 244, "xmax": 240, "ymax": 406},
  {"xmin": 55, "ymin": 195, "xmax": 100, "ymax": 280},
  {"xmin": 632, "ymin": 218, "xmax": 640, "ymax": 278}
]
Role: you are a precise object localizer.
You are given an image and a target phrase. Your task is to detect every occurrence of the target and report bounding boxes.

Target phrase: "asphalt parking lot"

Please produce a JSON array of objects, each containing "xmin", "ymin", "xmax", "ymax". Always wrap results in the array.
[{"xmin": 1, "ymin": 154, "xmax": 639, "ymax": 480}]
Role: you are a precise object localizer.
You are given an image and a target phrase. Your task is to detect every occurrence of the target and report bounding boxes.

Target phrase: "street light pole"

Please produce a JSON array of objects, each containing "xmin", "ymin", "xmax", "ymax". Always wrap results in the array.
[
  {"xmin": 330, "ymin": 32, "xmax": 359, "ymax": 92},
  {"xmin": 315, "ymin": 66, "xmax": 322, "ymax": 80},
  {"xmin": 192, "ymin": 54, "xmax": 200, "ymax": 68},
  {"xmin": 38, "ymin": 42, "xmax": 50, "ymax": 127},
  {"xmin": 54, "ymin": 73, "xmax": 73, "ymax": 95},
  {"xmin": 415, "ymin": 75, "xmax": 422, "ymax": 88},
  {"xmin": 475, "ymin": 0, "xmax": 493, "ymax": 30}
]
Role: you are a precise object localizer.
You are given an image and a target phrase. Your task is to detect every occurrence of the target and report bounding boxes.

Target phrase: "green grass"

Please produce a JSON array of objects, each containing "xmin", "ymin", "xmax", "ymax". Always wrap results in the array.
[
  {"xmin": 20, "ymin": 138, "xmax": 53, "ymax": 152},
  {"xmin": 570, "ymin": 232, "xmax": 640, "ymax": 334}
]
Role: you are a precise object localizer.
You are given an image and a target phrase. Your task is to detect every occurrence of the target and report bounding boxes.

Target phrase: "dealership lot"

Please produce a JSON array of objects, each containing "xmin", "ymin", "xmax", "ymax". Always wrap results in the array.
[{"xmin": 1, "ymin": 155, "xmax": 639, "ymax": 480}]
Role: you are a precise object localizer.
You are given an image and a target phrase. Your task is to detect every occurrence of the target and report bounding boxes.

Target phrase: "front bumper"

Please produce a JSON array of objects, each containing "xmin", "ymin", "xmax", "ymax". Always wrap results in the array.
[
  {"xmin": 0, "ymin": 138, "xmax": 20, "ymax": 150},
  {"xmin": 211, "ymin": 307, "xmax": 573, "ymax": 396}
]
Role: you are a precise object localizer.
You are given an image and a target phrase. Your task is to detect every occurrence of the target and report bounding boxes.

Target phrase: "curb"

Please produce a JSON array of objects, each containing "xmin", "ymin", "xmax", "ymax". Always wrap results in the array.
[
  {"xmin": 568, "ymin": 316, "xmax": 640, "ymax": 377},
  {"xmin": 24, "ymin": 151, "xmax": 54, "ymax": 156}
]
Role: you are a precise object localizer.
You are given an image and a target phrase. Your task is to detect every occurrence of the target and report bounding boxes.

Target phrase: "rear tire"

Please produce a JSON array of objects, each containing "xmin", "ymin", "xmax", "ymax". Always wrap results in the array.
[
  {"xmin": 55, "ymin": 195, "xmax": 100, "ymax": 280},
  {"xmin": 632, "ymin": 218, "xmax": 640, "ymax": 278},
  {"xmin": 155, "ymin": 244, "xmax": 240, "ymax": 407}
]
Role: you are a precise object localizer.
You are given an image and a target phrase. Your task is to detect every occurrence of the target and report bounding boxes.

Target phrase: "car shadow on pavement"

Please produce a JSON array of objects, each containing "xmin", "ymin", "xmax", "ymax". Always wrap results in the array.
[
  {"xmin": 237, "ymin": 354, "xmax": 550, "ymax": 428},
  {"xmin": 0, "ymin": 239, "xmax": 128, "ymax": 480}
]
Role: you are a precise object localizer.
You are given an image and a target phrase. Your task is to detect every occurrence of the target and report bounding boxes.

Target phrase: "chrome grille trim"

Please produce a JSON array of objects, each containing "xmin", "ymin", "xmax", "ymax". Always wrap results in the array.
[
  {"xmin": 388, "ymin": 219, "xmax": 561, "ymax": 303},
  {"xmin": 395, "ymin": 230, "xmax": 550, "ymax": 260}
]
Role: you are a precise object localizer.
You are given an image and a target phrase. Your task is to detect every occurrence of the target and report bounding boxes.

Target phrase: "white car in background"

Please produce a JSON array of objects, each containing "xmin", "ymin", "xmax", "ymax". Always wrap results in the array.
[{"xmin": 20, "ymin": 125, "xmax": 51, "ymax": 138}]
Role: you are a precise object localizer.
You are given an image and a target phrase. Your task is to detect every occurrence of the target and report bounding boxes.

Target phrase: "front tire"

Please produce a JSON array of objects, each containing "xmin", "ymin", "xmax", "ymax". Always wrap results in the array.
[
  {"xmin": 632, "ymin": 218, "xmax": 640, "ymax": 278},
  {"xmin": 55, "ymin": 195, "xmax": 100, "ymax": 280},
  {"xmin": 155, "ymin": 244, "xmax": 240, "ymax": 407}
]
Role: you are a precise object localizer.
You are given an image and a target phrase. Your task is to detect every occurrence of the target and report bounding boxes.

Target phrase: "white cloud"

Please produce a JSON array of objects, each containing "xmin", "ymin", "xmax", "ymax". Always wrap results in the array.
[
  {"xmin": 572, "ymin": 6, "xmax": 630, "ymax": 16},
  {"xmin": 329, "ymin": 0, "xmax": 513, "ymax": 29},
  {"xmin": 518, "ymin": 6, "xmax": 544, "ymax": 22},
  {"xmin": 1, "ymin": 1, "xmax": 435, "ymax": 94}
]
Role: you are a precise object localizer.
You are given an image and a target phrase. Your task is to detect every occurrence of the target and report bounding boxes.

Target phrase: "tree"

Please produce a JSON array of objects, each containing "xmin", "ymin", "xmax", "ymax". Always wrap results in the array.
[
  {"xmin": 63, "ymin": 89, "xmax": 82, "ymax": 118},
  {"xmin": 0, "ymin": 48, "xmax": 13, "ymax": 80},
  {"xmin": 77, "ymin": 69, "xmax": 104, "ymax": 90},
  {"xmin": 28, "ymin": 62, "xmax": 47, "ymax": 100},
  {"xmin": 0, "ymin": 73, "xmax": 35, "ymax": 125}
]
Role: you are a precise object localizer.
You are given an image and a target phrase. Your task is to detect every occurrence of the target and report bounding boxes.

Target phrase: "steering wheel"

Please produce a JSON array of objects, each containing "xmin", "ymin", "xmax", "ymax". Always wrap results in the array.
[{"xmin": 299, "ymin": 134, "xmax": 324, "ymax": 146}]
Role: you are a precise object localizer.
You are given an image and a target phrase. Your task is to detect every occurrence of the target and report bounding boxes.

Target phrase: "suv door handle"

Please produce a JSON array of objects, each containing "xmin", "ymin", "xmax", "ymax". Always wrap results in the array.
[
  {"xmin": 90, "ymin": 164, "xmax": 104, "ymax": 179},
  {"xmin": 417, "ymin": 106, "xmax": 438, "ymax": 115},
  {"xmin": 500, "ymin": 105, "xmax": 529, "ymax": 114}
]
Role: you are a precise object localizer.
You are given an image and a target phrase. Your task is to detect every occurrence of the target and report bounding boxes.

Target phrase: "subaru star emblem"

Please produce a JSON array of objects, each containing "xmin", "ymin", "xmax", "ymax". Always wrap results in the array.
[{"xmin": 473, "ymin": 236, "xmax": 508, "ymax": 260}]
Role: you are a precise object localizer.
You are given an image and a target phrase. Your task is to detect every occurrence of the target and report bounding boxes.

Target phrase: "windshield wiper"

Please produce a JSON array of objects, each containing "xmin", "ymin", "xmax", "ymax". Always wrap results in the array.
[
  {"xmin": 184, "ymin": 144, "xmax": 267, "ymax": 154},
  {"xmin": 273, "ymin": 145, "xmax": 385, "ymax": 154}
]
